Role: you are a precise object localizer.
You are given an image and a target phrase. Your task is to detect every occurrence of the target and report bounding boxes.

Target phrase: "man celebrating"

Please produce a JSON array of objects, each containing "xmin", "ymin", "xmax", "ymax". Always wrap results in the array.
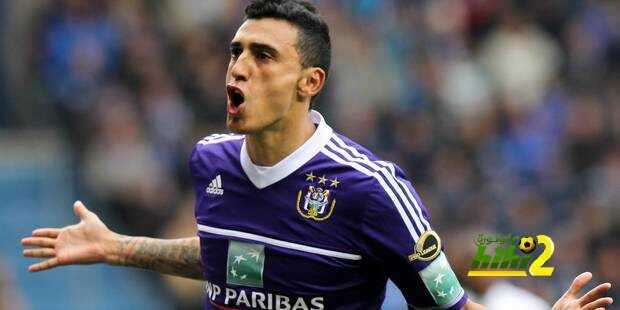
[{"xmin": 22, "ymin": 1, "xmax": 613, "ymax": 309}]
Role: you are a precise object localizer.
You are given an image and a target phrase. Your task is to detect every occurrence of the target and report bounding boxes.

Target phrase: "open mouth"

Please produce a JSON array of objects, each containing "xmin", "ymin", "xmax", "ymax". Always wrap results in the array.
[{"xmin": 227, "ymin": 85, "xmax": 245, "ymax": 109}]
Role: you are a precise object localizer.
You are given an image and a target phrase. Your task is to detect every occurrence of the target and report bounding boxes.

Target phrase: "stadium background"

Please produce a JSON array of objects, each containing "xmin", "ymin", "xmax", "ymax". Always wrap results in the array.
[{"xmin": 0, "ymin": 0, "xmax": 618, "ymax": 309}]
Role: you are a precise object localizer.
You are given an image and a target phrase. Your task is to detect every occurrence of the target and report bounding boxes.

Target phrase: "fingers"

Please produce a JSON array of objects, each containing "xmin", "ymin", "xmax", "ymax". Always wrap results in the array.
[
  {"xmin": 565, "ymin": 272, "xmax": 593, "ymax": 297},
  {"xmin": 73, "ymin": 200, "xmax": 92, "ymax": 220},
  {"xmin": 28, "ymin": 257, "xmax": 60, "ymax": 272},
  {"xmin": 21, "ymin": 237, "xmax": 56, "ymax": 248},
  {"xmin": 582, "ymin": 297, "xmax": 613, "ymax": 310},
  {"xmin": 579, "ymin": 283, "xmax": 612, "ymax": 306},
  {"xmin": 32, "ymin": 228, "xmax": 60, "ymax": 238},
  {"xmin": 23, "ymin": 236, "xmax": 61, "ymax": 272},
  {"xmin": 23, "ymin": 248, "xmax": 56, "ymax": 258}
]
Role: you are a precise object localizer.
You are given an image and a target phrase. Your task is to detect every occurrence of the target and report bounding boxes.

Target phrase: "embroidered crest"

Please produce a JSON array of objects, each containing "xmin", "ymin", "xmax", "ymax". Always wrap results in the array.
[{"xmin": 296, "ymin": 185, "xmax": 336, "ymax": 221}]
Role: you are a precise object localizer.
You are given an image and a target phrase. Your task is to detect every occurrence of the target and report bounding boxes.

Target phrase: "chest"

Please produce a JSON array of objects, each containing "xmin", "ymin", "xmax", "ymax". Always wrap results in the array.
[{"xmin": 194, "ymin": 172, "xmax": 369, "ymax": 292}]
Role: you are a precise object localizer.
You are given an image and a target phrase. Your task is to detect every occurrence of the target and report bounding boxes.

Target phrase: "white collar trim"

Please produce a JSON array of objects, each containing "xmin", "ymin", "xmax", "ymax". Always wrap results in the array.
[{"xmin": 240, "ymin": 110, "xmax": 333, "ymax": 189}]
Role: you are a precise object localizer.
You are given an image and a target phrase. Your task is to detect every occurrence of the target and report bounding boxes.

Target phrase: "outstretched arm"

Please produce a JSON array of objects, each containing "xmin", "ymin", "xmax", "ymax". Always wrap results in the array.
[
  {"xmin": 22, "ymin": 201, "xmax": 204, "ymax": 280},
  {"xmin": 462, "ymin": 272, "xmax": 613, "ymax": 310},
  {"xmin": 111, "ymin": 236, "xmax": 202, "ymax": 279}
]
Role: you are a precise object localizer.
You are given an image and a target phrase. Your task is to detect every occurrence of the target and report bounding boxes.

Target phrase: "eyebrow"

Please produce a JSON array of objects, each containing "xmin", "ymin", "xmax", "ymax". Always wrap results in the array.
[{"xmin": 230, "ymin": 41, "xmax": 280, "ymax": 57}]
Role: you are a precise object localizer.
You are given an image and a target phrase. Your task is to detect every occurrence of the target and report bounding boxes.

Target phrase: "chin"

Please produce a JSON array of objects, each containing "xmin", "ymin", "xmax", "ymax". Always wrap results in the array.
[
  {"xmin": 226, "ymin": 117, "xmax": 251, "ymax": 134},
  {"xmin": 226, "ymin": 113, "xmax": 275, "ymax": 134},
  {"xmin": 228, "ymin": 126, "xmax": 249, "ymax": 134}
]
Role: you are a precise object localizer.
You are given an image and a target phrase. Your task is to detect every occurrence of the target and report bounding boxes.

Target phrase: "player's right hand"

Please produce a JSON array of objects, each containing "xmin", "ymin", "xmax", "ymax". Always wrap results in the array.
[{"xmin": 21, "ymin": 201, "xmax": 119, "ymax": 272}]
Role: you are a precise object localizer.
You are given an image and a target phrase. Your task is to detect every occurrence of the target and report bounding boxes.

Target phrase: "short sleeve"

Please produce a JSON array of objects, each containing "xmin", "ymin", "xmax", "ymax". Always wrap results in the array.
[
  {"xmin": 189, "ymin": 144, "xmax": 209, "ymax": 197},
  {"xmin": 360, "ymin": 168, "xmax": 468, "ymax": 310}
]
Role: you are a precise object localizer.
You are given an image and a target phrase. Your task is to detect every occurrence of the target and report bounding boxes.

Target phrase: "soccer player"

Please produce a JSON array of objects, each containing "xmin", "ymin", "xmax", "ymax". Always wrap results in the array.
[{"xmin": 22, "ymin": 1, "xmax": 613, "ymax": 309}]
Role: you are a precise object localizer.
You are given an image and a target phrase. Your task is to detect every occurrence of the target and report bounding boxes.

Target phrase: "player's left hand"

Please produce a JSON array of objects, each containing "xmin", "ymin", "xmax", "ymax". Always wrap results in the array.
[{"xmin": 552, "ymin": 272, "xmax": 613, "ymax": 310}]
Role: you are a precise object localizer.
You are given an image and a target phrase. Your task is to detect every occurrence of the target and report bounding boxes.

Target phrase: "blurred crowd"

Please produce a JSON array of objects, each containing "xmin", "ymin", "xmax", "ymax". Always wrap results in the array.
[{"xmin": 1, "ymin": 0, "xmax": 619, "ymax": 308}]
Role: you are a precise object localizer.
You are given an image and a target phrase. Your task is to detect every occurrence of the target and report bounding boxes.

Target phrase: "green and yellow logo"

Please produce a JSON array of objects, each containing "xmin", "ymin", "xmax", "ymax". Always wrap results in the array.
[{"xmin": 467, "ymin": 234, "xmax": 555, "ymax": 277}]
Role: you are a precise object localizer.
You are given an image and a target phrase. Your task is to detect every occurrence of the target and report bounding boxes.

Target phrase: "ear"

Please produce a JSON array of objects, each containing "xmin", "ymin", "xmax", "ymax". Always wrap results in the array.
[{"xmin": 297, "ymin": 67, "xmax": 326, "ymax": 101}]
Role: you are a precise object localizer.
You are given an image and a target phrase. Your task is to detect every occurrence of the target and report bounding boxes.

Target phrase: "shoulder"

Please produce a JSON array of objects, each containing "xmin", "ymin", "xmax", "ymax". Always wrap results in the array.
[
  {"xmin": 190, "ymin": 133, "xmax": 244, "ymax": 175},
  {"xmin": 320, "ymin": 132, "xmax": 429, "ymax": 220},
  {"xmin": 195, "ymin": 133, "xmax": 245, "ymax": 148},
  {"xmin": 193, "ymin": 133, "xmax": 244, "ymax": 155},
  {"xmin": 319, "ymin": 132, "xmax": 406, "ymax": 190}
]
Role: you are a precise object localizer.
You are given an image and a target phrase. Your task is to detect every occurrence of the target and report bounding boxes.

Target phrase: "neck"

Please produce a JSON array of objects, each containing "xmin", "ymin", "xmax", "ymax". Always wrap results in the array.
[{"xmin": 245, "ymin": 110, "xmax": 316, "ymax": 166}]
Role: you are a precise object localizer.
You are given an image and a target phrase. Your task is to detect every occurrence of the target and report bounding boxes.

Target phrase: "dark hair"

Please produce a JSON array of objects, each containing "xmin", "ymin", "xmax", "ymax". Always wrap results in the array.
[{"xmin": 244, "ymin": 0, "xmax": 331, "ymax": 80}]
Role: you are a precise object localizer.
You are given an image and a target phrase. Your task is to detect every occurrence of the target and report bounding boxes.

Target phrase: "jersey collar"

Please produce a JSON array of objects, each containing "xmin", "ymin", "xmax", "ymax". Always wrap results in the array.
[{"xmin": 240, "ymin": 110, "xmax": 333, "ymax": 189}]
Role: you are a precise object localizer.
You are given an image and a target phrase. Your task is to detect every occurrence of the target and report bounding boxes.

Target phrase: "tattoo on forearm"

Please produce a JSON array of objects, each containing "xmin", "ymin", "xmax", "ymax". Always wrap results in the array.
[{"xmin": 116, "ymin": 236, "xmax": 203, "ymax": 280}]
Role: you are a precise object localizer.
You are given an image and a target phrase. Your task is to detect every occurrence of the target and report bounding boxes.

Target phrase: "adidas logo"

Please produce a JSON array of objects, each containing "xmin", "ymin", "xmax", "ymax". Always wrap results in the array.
[{"xmin": 206, "ymin": 175, "xmax": 224, "ymax": 195}]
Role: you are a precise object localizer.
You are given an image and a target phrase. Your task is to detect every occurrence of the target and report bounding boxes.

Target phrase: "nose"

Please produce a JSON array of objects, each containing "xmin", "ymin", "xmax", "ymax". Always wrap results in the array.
[{"xmin": 230, "ymin": 54, "xmax": 250, "ymax": 82}]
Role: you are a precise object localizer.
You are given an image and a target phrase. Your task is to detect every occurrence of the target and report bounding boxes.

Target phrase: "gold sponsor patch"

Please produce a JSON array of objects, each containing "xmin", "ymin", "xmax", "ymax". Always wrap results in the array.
[{"xmin": 409, "ymin": 230, "xmax": 442, "ymax": 262}]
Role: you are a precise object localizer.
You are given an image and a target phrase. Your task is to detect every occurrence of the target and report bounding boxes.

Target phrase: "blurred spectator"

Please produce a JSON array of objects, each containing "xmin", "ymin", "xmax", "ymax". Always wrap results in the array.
[
  {"xmin": 480, "ymin": 5, "xmax": 561, "ymax": 111},
  {"xmin": 36, "ymin": 0, "xmax": 120, "ymax": 148},
  {"xmin": 0, "ymin": 258, "xmax": 25, "ymax": 310},
  {"xmin": 83, "ymin": 83, "xmax": 178, "ymax": 235},
  {"xmin": 589, "ymin": 225, "xmax": 620, "ymax": 303},
  {"xmin": 0, "ymin": 0, "xmax": 6, "ymax": 126}
]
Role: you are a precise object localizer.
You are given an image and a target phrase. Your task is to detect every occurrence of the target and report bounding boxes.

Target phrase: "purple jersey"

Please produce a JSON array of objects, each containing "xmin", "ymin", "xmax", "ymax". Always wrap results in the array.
[{"xmin": 190, "ymin": 111, "xmax": 468, "ymax": 310}]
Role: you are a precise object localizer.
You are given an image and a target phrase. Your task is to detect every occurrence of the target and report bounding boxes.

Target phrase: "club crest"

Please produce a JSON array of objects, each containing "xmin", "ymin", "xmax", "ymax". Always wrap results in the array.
[{"xmin": 296, "ymin": 185, "xmax": 336, "ymax": 221}]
